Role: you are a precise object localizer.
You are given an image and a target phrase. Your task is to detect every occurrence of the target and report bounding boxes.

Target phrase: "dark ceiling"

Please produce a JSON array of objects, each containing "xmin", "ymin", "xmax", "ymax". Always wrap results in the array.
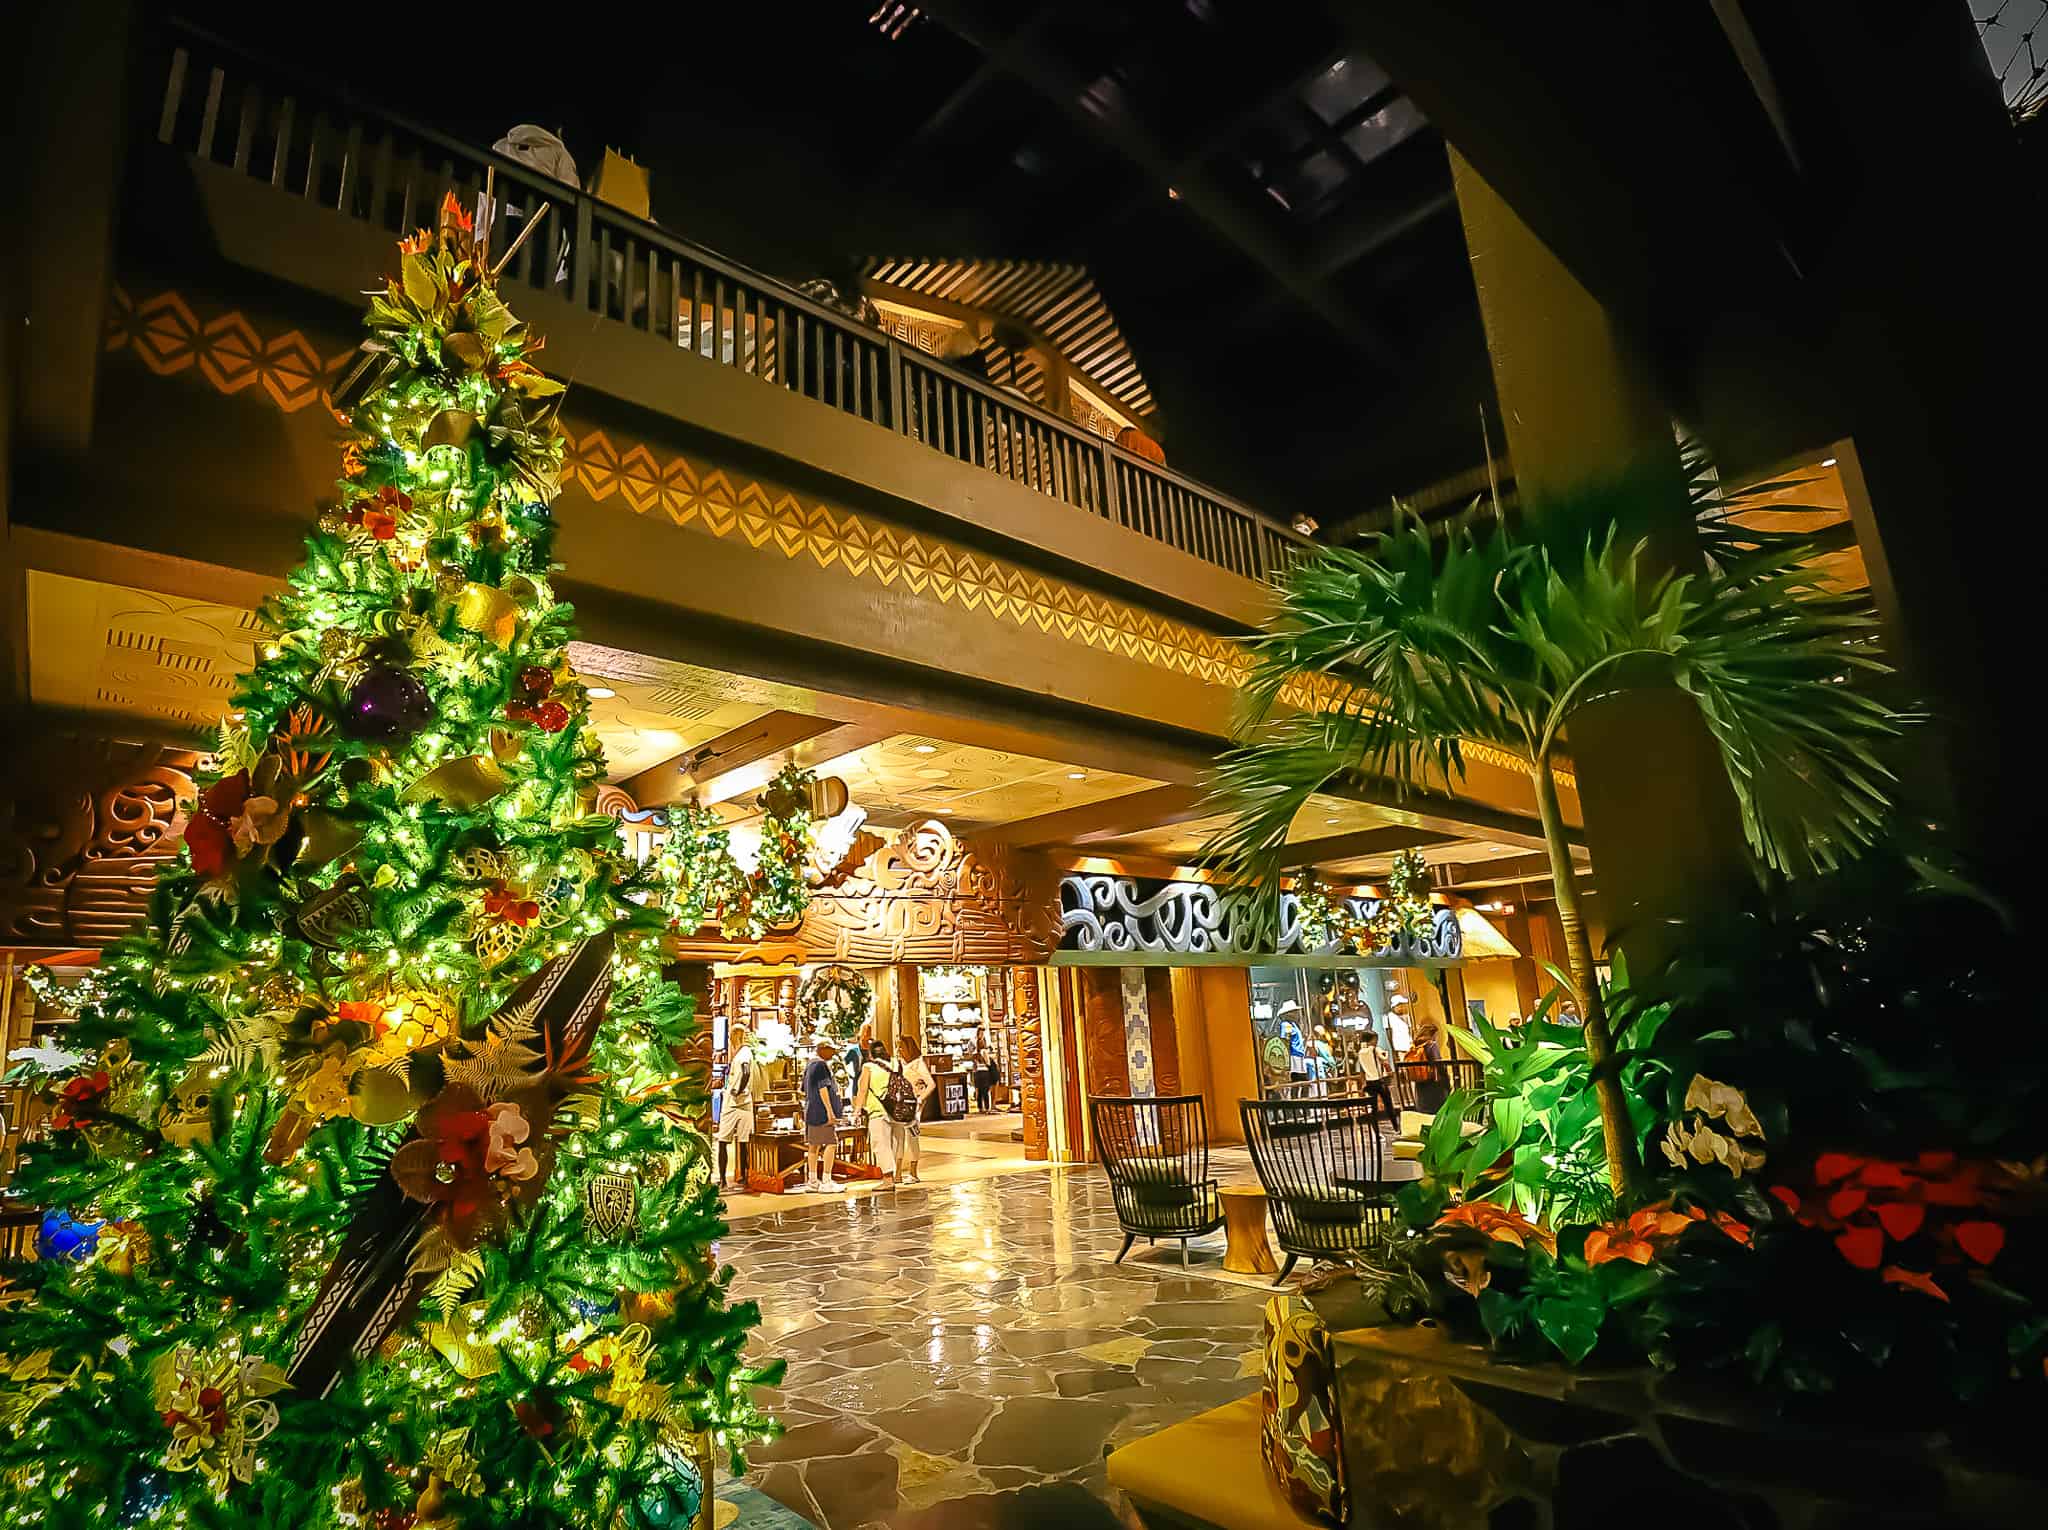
[{"xmin": 195, "ymin": 0, "xmax": 1498, "ymax": 530}]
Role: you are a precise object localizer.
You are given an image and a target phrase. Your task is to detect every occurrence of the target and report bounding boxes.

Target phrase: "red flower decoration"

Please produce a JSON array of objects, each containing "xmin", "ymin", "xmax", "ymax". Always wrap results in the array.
[
  {"xmin": 345, "ymin": 485, "xmax": 412, "ymax": 541},
  {"xmin": 51, "ymin": 1070, "xmax": 111, "ymax": 1131},
  {"xmin": 1835, "ymin": 1224, "xmax": 1885, "ymax": 1270},
  {"xmin": 483, "ymin": 881, "xmax": 541, "ymax": 927},
  {"xmin": 183, "ymin": 771, "xmax": 252, "ymax": 876},
  {"xmin": 1952, "ymin": 1220, "xmax": 2006, "ymax": 1265},
  {"xmin": 338, "ymin": 999, "xmax": 387, "ymax": 1031}
]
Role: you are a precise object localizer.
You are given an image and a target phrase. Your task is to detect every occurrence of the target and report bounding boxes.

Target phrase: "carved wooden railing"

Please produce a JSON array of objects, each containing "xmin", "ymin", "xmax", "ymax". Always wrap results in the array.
[{"xmin": 144, "ymin": 18, "xmax": 1311, "ymax": 586}]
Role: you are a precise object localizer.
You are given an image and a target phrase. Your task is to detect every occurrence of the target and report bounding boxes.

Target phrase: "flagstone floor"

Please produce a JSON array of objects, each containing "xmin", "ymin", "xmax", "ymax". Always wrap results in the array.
[{"xmin": 719, "ymin": 1167, "xmax": 1275, "ymax": 1530}]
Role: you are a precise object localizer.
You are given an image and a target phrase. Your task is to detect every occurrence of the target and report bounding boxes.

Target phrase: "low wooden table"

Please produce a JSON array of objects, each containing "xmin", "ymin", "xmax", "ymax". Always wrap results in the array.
[{"xmin": 1217, "ymin": 1185, "xmax": 1278, "ymax": 1276}]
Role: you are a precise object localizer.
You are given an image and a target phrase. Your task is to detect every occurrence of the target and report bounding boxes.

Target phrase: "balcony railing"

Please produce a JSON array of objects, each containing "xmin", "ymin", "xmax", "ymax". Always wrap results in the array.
[{"xmin": 145, "ymin": 21, "xmax": 1310, "ymax": 587}]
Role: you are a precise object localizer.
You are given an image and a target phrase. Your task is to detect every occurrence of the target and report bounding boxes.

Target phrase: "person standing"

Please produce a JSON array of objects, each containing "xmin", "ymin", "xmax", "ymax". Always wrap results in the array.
[
  {"xmin": 845, "ymin": 1020, "xmax": 877, "ymax": 1080},
  {"xmin": 968, "ymin": 1041, "xmax": 994, "ymax": 1113},
  {"xmin": 714, "ymin": 1024, "xmax": 757, "ymax": 1191},
  {"xmin": 801, "ymin": 1037, "xmax": 846, "ymax": 1193},
  {"xmin": 852, "ymin": 1045, "xmax": 903, "ymax": 1186},
  {"xmin": 895, "ymin": 1033, "xmax": 936, "ymax": 1184},
  {"xmin": 1356, "ymin": 1024, "xmax": 1396, "ymax": 1127}
]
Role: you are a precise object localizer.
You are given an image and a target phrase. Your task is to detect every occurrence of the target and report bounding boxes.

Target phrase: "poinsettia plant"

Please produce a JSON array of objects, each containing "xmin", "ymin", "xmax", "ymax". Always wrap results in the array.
[{"xmin": 1359, "ymin": 852, "xmax": 2048, "ymax": 1404}]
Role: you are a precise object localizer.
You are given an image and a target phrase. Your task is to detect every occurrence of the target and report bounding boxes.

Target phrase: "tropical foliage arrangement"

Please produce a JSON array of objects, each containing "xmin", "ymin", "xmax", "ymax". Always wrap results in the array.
[
  {"xmin": 1366, "ymin": 857, "xmax": 2047, "ymax": 1407},
  {"xmin": 1208, "ymin": 472, "xmax": 1901, "ymax": 1195}
]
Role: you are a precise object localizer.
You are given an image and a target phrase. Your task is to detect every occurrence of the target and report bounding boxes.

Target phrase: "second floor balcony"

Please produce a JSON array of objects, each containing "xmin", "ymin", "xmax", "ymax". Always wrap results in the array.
[{"xmin": 134, "ymin": 21, "xmax": 1312, "ymax": 625}]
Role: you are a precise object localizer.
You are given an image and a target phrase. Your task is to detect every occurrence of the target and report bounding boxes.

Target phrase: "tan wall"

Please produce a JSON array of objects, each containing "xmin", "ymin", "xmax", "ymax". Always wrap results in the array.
[{"xmin": 1461, "ymin": 959, "xmax": 1524, "ymax": 1028}]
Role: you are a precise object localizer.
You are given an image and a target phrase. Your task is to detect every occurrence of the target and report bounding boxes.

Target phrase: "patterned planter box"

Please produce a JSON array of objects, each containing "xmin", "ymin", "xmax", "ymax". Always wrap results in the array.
[{"xmin": 1332, "ymin": 1324, "xmax": 2038, "ymax": 1529}]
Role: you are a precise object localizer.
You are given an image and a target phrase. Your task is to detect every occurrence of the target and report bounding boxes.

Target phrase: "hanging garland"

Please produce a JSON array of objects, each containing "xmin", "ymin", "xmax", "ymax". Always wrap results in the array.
[
  {"xmin": 793, "ymin": 966, "xmax": 874, "ymax": 1042},
  {"xmin": 650, "ymin": 763, "xmax": 821, "ymax": 940},
  {"xmin": 1349, "ymin": 848, "xmax": 1434, "ymax": 955},
  {"xmin": 1295, "ymin": 850, "xmax": 1435, "ymax": 957}
]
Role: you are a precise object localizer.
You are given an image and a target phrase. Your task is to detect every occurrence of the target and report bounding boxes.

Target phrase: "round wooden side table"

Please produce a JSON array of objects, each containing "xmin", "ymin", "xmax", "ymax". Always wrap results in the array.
[{"xmin": 1218, "ymin": 1185, "xmax": 1278, "ymax": 1277}]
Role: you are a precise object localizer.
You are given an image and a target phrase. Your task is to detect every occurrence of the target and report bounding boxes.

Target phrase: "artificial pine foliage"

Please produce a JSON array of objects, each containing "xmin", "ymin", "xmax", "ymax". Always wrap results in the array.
[{"xmin": 0, "ymin": 195, "xmax": 781, "ymax": 1528}]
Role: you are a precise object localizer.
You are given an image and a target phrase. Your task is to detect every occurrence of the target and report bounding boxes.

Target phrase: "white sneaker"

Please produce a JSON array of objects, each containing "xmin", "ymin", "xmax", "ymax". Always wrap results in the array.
[
  {"xmin": 825, "ymin": 1179, "xmax": 848, "ymax": 1193},
  {"xmin": 799, "ymin": 1180, "xmax": 820, "ymax": 1194}
]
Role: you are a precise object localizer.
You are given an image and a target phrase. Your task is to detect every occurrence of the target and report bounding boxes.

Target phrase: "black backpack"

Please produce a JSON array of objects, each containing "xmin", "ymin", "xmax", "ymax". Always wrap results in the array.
[{"xmin": 882, "ymin": 1064, "xmax": 920, "ymax": 1124}]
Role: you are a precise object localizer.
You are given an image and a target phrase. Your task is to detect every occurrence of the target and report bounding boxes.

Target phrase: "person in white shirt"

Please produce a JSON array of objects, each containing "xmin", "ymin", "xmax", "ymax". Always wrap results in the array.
[
  {"xmin": 894, "ymin": 1034, "xmax": 936, "ymax": 1184},
  {"xmin": 714, "ymin": 1025, "xmax": 756, "ymax": 1191},
  {"xmin": 1356, "ymin": 1024, "xmax": 1396, "ymax": 1126}
]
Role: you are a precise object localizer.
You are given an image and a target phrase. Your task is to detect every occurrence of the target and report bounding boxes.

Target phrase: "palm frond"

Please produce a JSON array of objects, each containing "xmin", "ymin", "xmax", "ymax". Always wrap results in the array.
[{"xmin": 1207, "ymin": 522, "xmax": 1540, "ymax": 893}]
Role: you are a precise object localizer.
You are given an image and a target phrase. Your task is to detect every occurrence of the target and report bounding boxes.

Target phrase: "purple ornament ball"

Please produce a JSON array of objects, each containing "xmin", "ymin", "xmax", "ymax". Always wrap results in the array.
[{"xmin": 340, "ymin": 665, "xmax": 435, "ymax": 743}]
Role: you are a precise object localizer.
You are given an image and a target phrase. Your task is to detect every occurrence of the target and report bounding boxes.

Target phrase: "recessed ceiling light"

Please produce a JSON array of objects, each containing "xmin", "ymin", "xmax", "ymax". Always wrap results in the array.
[
  {"xmin": 1821, "ymin": 457, "xmax": 1838, "ymax": 468},
  {"xmin": 912, "ymin": 744, "xmax": 937, "ymax": 754},
  {"xmin": 1067, "ymin": 771, "xmax": 1087, "ymax": 779},
  {"xmin": 1325, "ymin": 817, "xmax": 1340, "ymax": 825},
  {"xmin": 585, "ymin": 686, "xmax": 616, "ymax": 699}
]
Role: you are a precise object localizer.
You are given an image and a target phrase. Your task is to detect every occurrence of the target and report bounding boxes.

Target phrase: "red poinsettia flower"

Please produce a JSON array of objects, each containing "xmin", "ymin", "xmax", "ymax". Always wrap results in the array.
[
  {"xmin": 358, "ymin": 508, "xmax": 398, "ymax": 540},
  {"xmin": 1772, "ymin": 1150, "xmax": 2005, "ymax": 1277},
  {"xmin": 51, "ymin": 1070, "xmax": 111, "ymax": 1131}
]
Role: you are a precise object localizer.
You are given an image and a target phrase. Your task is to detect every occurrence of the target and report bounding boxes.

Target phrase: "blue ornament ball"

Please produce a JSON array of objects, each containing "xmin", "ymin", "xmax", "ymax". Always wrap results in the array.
[
  {"xmin": 37, "ymin": 1209, "xmax": 103, "ymax": 1262},
  {"xmin": 119, "ymin": 1468, "xmax": 173, "ymax": 1525},
  {"xmin": 631, "ymin": 1443, "xmax": 705, "ymax": 1529}
]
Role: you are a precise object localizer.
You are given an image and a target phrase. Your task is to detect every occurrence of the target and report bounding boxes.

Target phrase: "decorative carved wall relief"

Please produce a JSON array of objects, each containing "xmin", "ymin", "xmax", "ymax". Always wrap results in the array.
[
  {"xmin": 1, "ymin": 732, "xmax": 203, "ymax": 951},
  {"xmin": 797, "ymin": 820, "xmax": 1059, "ymax": 965},
  {"xmin": 1057, "ymin": 876, "xmax": 1464, "ymax": 962},
  {"xmin": 1011, "ymin": 968, "xmax": 1047, "ymax": 1161}
]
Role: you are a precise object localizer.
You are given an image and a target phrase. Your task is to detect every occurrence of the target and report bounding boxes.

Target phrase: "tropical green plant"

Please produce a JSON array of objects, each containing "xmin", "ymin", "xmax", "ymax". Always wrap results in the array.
[
  {"xmin": 1206, "ymin": 478, "xmax": 1901, "ymax": 1193},
  {"xmin": 1398, "ymin": 979, "xmax": 1647, "ymax": 1232}
]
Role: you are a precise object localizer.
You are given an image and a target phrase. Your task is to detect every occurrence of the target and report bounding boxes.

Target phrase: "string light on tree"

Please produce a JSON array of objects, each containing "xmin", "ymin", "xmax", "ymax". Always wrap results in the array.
[{"xmin": 0, "ymin": 194, "xmax": 780, "ymax": 1528}]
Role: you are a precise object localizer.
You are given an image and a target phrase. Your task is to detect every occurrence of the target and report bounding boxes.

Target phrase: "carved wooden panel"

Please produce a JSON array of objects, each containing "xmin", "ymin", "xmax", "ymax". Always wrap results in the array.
[
  {"xmin": 1076, "ymin": 968, "xmax": 1130, "ymax": 1101},
  {"xmin": 1011, "ymin": 967, "xmax": 1047, "ymax": 1161},
  {"xmin": 796, "ymin": 820, "xmax": 1058, "ymax": 965},
  {"xmin": 1, "ymin": 731, "xmax": 202, "ymax": 951}
]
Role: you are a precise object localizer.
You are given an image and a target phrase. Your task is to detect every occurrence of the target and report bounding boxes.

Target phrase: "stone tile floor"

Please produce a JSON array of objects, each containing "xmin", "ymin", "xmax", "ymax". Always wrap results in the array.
[{"xmin": 721, "ymin": 1166, "xmax": 1274, "ymax": 1530}]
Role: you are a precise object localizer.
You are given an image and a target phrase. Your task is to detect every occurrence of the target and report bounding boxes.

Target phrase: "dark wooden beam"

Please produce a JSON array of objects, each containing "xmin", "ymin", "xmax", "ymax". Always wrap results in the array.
[
  {"xmin": 917, "ymin": 0, "xmax": 1401, "ymax": 368},
  {"xmin": 981, "ymin": 783, "xmax": 1211, "ymax": 849}
]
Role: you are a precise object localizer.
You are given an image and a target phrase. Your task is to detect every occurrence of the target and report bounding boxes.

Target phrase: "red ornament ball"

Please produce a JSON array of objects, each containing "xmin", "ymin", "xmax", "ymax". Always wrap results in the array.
[
  {"xmin": 518, "ymin": 665, "xmax": 553, "ymax": 698},
  {"xmin": 533, "ymin": 700, "xmax": 571, "ymax": 733}
]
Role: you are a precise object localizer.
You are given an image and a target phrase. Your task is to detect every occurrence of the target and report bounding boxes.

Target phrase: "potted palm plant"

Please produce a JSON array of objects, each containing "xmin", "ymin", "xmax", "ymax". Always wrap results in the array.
[{"xmin": 1204, "ymin": 477, "xmax": 1900, "ymax": 1193}]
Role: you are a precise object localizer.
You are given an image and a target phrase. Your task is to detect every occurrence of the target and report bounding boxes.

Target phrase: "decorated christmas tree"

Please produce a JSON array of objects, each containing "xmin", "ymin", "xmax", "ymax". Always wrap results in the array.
[{"xmin": 0, "ymin": 195, "xmax": 781, "ymax": 1528}]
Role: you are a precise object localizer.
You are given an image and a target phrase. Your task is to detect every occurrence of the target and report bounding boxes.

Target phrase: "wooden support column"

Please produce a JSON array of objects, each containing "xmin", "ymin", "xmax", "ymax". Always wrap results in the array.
[
  {"xmin": 667, "ymin": 961, "xmax": 717, "ymax": 1133},
  {"xmin": 1453, "ymin": 148, "xmax": 1750, "ymax": 971},
  {"xmin": 1011, "ymin": 967, "xmax": 1048, "ymax": 1161}
]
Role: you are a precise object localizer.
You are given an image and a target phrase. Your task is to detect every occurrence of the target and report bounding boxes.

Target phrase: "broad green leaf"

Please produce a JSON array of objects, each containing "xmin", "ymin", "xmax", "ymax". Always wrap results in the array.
[{"xmin": 1534, "ymin": 1295, "xmax": 1606, "ymax": 1364}]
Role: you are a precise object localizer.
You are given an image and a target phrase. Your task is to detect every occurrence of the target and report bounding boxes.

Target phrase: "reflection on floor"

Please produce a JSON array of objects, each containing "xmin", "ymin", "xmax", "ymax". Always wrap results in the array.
[
  {"xmin": 721, "ymin": 1167, "xmax": 1274, "ymax": 1530},
  {"xmin": 722, "ymin": 1113, "xmax": 1041, "ymax": 1222}
]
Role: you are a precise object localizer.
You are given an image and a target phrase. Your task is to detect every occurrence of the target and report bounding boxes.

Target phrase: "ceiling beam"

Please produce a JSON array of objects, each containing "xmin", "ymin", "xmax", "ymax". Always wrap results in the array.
[
  {"xmin": 698, "ymin": 720, "xmax": 899, "ymax": 812},
  {"xmin": 1278, "ymin": 824, "xmax": 1456, "ymax": 869},
  {"xmin": 621, "ymin": 711, "xmax": 841, "ymax": 810},
  {"xmin": 917, "ymin": 0, "xmax": 1401, "ymax": 368},
  {"xmin": 1433, "ymin": 851, "xmax": 1585, "ymax": 890},
  {"xmin": 980, "ymin": 783, "xmax": 1211, "ymax": 848}
]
